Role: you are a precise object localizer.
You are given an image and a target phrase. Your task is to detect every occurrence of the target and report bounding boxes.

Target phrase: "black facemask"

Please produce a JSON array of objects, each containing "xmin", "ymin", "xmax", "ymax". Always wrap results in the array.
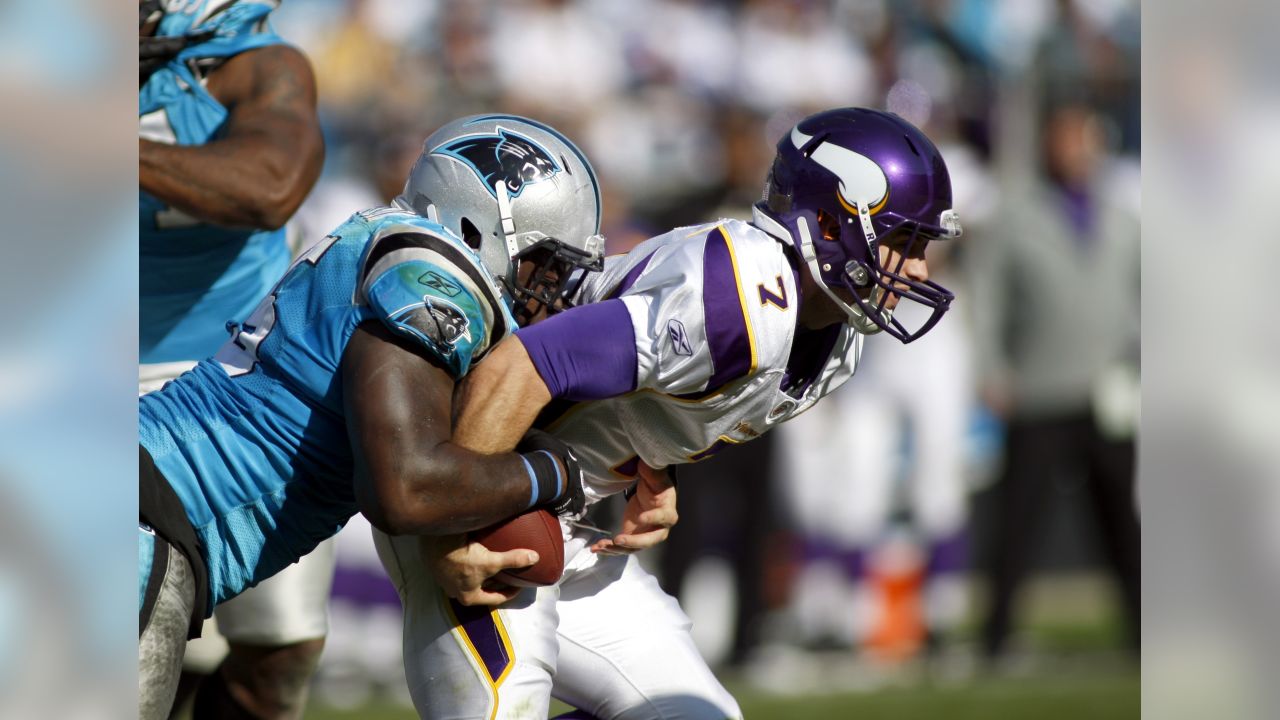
[{"xmin": 505, "ymin": 240, "xmax": 603, "ymax": 326}]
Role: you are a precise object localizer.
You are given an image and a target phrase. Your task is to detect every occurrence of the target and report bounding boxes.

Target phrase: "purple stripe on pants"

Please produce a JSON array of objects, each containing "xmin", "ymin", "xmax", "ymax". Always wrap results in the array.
[
  {"xmin": 449, "ymin": 598, "xmax": 511, "ymax": 683},
  {"xmin": 330, "ymin": 566, "xmax": 402, "ymax": 608}
]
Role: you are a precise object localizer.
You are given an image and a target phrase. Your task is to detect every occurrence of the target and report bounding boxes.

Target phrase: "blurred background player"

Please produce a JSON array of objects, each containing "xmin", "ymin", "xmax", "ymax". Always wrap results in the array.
[
  {"xmin": 769, "ymin": 89, "xmax": 986, "ymax": 668},
  {"xmin": 138, "ymin": 1, "xmax": 326, "ymax": 717},
  {"xmin": 776, "ymin": 279, "xmax": 973, "ymax": 664},
  {"xmin": 970, "ymin": 94, "xmax": 1140, "ymax": 665}
]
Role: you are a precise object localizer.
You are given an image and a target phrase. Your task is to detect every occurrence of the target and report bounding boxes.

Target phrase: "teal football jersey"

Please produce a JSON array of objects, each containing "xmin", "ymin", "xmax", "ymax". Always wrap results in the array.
[
  {"xmin": 139, "ymin": 207, "xmax": 515, "ymax": 610},
  {"xmin": 139, "ymin": 0, "xmax": 291, "ymax": 363}
]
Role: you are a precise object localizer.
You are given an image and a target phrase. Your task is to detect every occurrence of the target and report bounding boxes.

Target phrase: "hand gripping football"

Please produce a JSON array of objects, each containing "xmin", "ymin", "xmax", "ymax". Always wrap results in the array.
[{"xmin": 471, "ymin": 508, "xmax": 565, "ymax": 587}]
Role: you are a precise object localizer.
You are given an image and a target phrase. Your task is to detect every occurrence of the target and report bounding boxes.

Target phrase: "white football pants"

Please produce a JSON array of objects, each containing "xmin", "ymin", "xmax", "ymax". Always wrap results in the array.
[{"xmin": 374, "ymin": 527, "xmax": 742, "ymax": 720}]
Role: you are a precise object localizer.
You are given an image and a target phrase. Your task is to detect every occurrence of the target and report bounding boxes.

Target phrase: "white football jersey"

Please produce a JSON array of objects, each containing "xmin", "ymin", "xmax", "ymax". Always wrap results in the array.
[{"xmin": 553, "ymin": 218, "xmax": 863, "ymax": 502}]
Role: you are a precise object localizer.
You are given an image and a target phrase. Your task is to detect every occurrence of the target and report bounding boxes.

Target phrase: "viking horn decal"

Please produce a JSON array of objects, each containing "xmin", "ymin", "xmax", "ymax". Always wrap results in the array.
[{"xmin": 791, "ymin": 127, "xmax": 888, "ymax": 213}]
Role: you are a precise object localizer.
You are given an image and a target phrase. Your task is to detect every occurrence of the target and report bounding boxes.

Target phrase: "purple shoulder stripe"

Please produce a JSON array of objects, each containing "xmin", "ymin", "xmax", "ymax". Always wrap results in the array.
[
  {"xmin": 701, "ymin": 226, "xmax": 757, "ymax": 394},
  {"xmin": 605, "ymin": 251, "xmax": 657, "ymax": 300}
]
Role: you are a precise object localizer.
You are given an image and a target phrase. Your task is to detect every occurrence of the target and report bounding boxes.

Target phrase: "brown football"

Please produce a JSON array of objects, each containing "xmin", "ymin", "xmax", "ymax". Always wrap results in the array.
[{"xmin": 471, "ymin": 508, "xmax": 565, "ymax": 587}]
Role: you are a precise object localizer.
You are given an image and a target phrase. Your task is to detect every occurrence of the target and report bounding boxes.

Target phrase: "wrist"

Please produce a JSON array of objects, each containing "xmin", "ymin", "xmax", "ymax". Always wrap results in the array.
[{"xmin": 520, "ymin": 450, "xmax": 566, "ymax": 510}]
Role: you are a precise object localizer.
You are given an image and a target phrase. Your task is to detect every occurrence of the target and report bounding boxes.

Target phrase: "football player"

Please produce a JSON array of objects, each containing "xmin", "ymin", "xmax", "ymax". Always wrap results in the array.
[
  {"xmin": 137, "ymin": 115, "xmax": 605, "ymax": 720},
  {"xmin": 139, "ymin": 1, "xmax": 327, "ymax": 717},
  {"xmin": 383, "ymin": 108, "xmax": 964, "ymax": 719}
]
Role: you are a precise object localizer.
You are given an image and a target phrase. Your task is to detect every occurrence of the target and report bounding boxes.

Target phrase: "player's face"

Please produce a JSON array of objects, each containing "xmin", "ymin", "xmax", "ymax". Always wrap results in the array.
[
  {"xmin": 820, "ymin": 213, "xmax": 931, "ymax": 312},
  {"xmin": 513, "ymin": 250, "xmax": 564, "ymax": 325},
  {"xmin": 873, "ymin": 232, "xmax": 931, "ymax": 311}
]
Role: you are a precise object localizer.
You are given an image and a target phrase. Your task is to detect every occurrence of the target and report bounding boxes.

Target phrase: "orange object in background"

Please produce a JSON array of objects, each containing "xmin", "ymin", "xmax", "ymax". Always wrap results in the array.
[{"xmin": 863, "ymin": 531, "xmax": 926, "ymax": 663}]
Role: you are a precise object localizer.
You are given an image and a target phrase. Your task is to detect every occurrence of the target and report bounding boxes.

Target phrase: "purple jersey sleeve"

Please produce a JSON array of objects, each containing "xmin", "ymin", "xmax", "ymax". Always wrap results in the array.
[{"xmin": 516, "ymin": 299, "xmax": 638, "ymax": 401}]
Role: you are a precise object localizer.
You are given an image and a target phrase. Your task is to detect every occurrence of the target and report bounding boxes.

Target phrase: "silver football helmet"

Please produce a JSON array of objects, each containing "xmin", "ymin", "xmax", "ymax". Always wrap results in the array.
[{"xmin": 394, "ymin": 114, "xmax": 606, "ymax": 322}]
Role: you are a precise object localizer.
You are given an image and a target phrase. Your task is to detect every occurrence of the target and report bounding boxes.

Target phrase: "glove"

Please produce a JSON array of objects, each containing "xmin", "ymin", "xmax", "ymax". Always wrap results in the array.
[{"xmin": 517, "ymin": 429, "xmax": 586, "ymax": 518}]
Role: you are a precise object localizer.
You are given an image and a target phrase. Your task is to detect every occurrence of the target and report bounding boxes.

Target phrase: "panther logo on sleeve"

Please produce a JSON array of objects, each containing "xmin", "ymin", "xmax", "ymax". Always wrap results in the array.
[
  {"xmin": 434, "ymin": 128, "xmax": 561, "ymax": 199},
  {"xmin": 393, "ymin": 297, "xmax": 473, "ymax": 351}
]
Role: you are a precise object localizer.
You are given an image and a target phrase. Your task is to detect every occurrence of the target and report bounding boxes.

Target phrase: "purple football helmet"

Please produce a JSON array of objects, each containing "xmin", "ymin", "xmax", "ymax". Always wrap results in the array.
[{"xmin": 751, "ymin": 108, "xmax": 962, "ymax": 343}]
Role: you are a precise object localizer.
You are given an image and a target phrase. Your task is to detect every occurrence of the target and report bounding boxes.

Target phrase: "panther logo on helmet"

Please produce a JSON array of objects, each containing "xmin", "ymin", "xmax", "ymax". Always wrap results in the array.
[{"xmin": 434, "ymin": 128, "xmax": 561, "ymax": 200}]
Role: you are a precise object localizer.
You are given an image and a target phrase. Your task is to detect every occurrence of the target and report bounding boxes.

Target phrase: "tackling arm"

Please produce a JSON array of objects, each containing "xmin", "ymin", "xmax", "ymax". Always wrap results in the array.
[
  {"xmin": 343, "ymin": 321, "xmax": 553, "ymax": 536},
  {"xmin": 452, "ymin": 335, "xmax": 553, "ymax": 453},
  {"xmin": 453, "ymin": 296, "xmax": 638, "ymax": 451},
  {"xmin": 139, "ymin": 44, "xmax": 324, "ymax": 230}
]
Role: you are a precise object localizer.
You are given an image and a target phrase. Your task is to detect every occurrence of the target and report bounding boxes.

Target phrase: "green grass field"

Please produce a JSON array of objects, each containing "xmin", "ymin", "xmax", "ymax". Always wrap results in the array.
[
  {"xmin": 169, "ymin": 574, "xmax": 1135, "ymax": 719},
  {"xmin": 303, "ymin": 630, "xmax": 1138, "ymax": 719},
  {"xmin": 299, "ymin": 573, "xmax": 1138, "ymax": 719},
  {"xmin": 304, "ymin": 670, "xmax": 1139, "ymax": 720}
]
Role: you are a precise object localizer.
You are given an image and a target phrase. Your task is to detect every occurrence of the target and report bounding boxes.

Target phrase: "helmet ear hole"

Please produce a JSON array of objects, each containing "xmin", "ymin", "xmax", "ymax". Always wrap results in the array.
[
  {"xmin": 459, "ymin": 217, "xmax": 483, "ymax": 250},
  {"xmin": 397, "ymin": 114, "xmax": 604, "ymax": 294},
  {"xmin": 815, "ymin": 209, "xmax": 841, "ymax": 242}
]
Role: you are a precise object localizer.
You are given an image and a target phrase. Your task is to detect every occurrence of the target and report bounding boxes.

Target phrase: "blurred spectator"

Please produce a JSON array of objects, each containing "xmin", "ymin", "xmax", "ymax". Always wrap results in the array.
[
  {"xmin": 583, "ymin": 85, "xmax": 726, "ymax": 227},
  {"xmin": 658, "ymin": 435, "xmax": 782, "ymax": 669},
  {"xmin": 736, "ymin": 0, "xmax": 875, "ymax": 113},
  {"xmin": 489, "ymin": 0, "xmax": 627, "ymax": 127},
  {"xmin": 776, "ymin": 288, "xmax": 974, "ymax": 661},
  {"xmin": 309, "ymin": 0, "xmax": 400, "ymax": 115},
  {"xmin": 969, "ymin": 98, "xmax": 1140, "ymax": 662},
  {"xmin": 626, "ymin": 0, "xmax": 737, "ymax": 98}
]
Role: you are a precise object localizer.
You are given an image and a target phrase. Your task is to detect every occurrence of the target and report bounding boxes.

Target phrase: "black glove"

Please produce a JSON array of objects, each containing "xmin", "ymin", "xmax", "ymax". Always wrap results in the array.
[{"xmin": 517, "ymin": 429, "xmax": 586, "ymax": 518}]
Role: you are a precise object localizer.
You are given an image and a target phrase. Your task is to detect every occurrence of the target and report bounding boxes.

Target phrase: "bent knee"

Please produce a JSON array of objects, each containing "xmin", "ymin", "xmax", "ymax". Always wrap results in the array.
[{"xmin": 219, "ymin": 637, "xmax": 327, "ymax": 715}]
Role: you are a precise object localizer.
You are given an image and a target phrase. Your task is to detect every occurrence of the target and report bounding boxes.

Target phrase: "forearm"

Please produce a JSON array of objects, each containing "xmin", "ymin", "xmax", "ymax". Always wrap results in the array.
[
  {"xmin": 140, "ymin": 137, "xmax": 307, "ymax": 229},
  {"xmin": 362, "ymin": 444, "xmax": 538, "ymax": 536},
  {"xmin": 452, "ymin": 300, "xmax": 637, "ymax": 452},
  {"xmin": 454, "ymin": 336, "xmax": 553, "ymax": 454},
  {"xmin": 345, "ymin": 323, "xmax": 560, "ymax": 536}
]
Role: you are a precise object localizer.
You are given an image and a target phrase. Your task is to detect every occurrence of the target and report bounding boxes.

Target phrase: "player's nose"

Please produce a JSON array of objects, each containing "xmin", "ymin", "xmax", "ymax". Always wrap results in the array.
[{"xmin": 902, "ymin": 256, "xmax": 930, "ymax": 284}]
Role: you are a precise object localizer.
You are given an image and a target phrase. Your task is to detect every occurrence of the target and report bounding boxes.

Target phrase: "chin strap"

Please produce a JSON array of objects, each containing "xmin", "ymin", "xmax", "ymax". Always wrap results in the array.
[{"xmin": 495, "ymin": 180, "xmax": 518, "ymax": 242}]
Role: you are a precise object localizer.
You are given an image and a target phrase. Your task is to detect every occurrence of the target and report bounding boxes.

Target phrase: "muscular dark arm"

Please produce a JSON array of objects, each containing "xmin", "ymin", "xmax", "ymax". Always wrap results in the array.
[
  {"xmin": 139, "ymin": 44, "xmax": 324, "ymax": 230},
  {"xmin": 342, "ymin": 322, "xmax": 539, "ymax": 536},
  {"xmin": 453, "ymin": 336, "xmax": 553, "ymax": 453}
]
